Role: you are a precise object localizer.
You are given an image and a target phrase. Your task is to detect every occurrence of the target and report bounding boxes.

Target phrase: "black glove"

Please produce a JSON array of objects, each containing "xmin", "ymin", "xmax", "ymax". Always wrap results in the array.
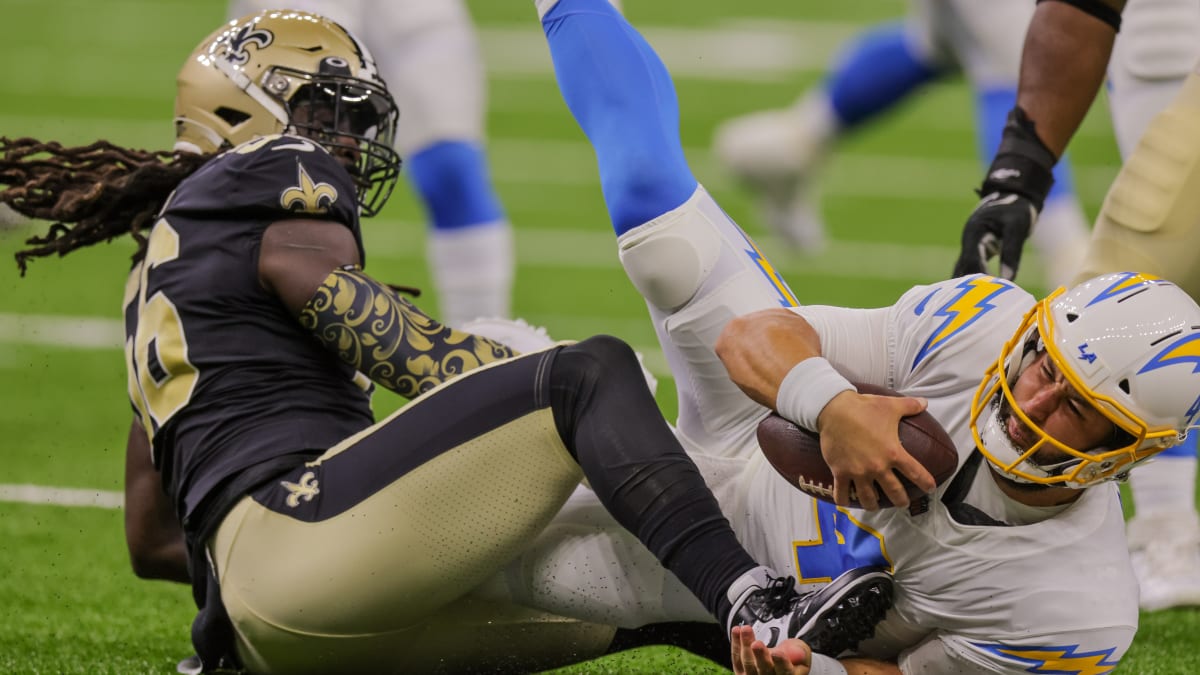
[
  {"xmin": 952, "ymin": 106, "xmax": 1057, "ymax": 281},
  {"xmin": 953, "ymin": 191, "xmax": 1039, "ymax": 280}
]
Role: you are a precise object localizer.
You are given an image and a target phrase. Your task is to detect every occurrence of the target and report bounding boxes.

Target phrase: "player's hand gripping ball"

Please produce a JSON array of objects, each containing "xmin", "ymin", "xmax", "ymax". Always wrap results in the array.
[{"xmin": 756, "ymin": 383, "xmax": 958, "ymax": 508}]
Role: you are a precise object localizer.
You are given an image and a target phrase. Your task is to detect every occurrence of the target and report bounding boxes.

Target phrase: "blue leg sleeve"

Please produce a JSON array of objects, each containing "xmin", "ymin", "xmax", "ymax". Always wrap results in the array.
[
  {"xmin": 826, "ymin": 22, "xmax": 945, "ymax": 129},
  {"xmin": 542, "ymin": 0, "xmax": 697, "ymax": 235},
  {"xmin": 406, "ymin": 140, "xmax": 505, "ymax": 231},
  {"xmin": 976, "ymin": 88, "xmax": 1077, "ymax": 201},
  {"xmin": 1162, "ymin": 428, "xmax": 1200, "ymax": 459}
]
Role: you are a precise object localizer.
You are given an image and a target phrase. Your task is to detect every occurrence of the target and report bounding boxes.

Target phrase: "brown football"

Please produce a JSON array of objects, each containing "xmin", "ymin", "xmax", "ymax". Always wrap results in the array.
[{"xmin": 756, "ymin": 383, "xmax": 959, "ymax": 508}]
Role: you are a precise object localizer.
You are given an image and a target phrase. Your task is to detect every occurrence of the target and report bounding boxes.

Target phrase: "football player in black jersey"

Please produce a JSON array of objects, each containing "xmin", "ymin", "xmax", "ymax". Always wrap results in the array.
[{"xmin": 1, "ymin": 10, "xmax": 892, "ymax": 673}]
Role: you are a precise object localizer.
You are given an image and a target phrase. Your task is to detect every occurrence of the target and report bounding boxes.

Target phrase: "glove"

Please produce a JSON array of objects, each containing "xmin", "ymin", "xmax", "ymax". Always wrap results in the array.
[
  {"xmin": 952, "ymin": 191, "xmax": 1039, "ymax": 280},
  {"xmin": 951, "ymin": 106, "xmax": 1057, "ymax": 281}
]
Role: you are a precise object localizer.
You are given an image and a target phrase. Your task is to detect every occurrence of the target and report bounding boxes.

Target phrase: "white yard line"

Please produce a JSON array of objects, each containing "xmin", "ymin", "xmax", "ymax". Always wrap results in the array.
[
  {"xmin": 0, "ymin": 312, "xmax": 125, "ymax": 349},
  {"xmin": 0, "ymin": 483, "xmax": 122, "ymax": 509}
]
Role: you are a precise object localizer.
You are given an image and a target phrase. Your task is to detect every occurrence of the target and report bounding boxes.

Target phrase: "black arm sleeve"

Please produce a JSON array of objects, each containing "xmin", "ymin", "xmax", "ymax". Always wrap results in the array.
[{"xmin": 1037, "ymin": 0, "xmax": 1123, "ymax": 31}]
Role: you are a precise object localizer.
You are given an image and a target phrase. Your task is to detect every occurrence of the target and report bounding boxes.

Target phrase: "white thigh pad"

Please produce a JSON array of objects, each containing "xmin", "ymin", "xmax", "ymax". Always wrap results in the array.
[
  {"xmin": 618, "ymin": 187, "xmax": 796, "ymax": 458},
  {"xmin": 618, "ymin": 196, "xmax": 724, "ymax": 313}
]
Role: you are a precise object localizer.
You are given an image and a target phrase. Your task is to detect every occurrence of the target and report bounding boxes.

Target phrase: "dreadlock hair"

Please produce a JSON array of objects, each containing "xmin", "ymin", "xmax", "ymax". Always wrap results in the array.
[{"xmin": 0, "ymin": 137, "xmax": 213, "ymax": 276}]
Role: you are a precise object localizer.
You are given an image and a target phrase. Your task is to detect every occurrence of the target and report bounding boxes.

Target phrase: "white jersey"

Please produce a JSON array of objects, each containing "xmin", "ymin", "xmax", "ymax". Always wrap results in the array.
[
  {"xmin": 737, "ymin": 276, "xmax": 1138, "ymax": 673},
  {"xmin": 483, "ymin": 192, "xmax": 1139, "ymax": 674}
]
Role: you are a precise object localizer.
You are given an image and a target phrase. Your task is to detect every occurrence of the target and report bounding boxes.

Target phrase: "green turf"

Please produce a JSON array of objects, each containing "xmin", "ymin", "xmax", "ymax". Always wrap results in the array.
[{"xmin": 0, "ymin": 0, "xmax": 1196, "ymax": 673}]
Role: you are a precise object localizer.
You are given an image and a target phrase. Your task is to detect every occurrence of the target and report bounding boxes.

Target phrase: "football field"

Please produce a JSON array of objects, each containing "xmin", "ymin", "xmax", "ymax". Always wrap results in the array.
[{"xmin": 1, "ymin": 0, "xmax": 1198, "ymax": 672}]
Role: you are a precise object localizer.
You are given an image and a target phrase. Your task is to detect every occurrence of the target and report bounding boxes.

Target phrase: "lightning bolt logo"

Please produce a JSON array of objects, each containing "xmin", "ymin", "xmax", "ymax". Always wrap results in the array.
[
  {"xmin": 1185, "ymin": 393, "xmax": 1200, "ymax": 426},
  {"xmin": 741, "ymin": 236, "xmax": 799, "ymax": 308},
  {"xmin": 913, "ymin": 276, "xmax": 1014, "ymax": 368},
  {"xmin": 972, "ymin": 643, "xmax": 1119, "ymax": 675},
  {"xmin": 1085, "ymin": 272, "xmax": 1164, "ymax": 307},
  {"xmin": 1138, "ymin": 334, "xmax": 1200, "ymax": 376}
]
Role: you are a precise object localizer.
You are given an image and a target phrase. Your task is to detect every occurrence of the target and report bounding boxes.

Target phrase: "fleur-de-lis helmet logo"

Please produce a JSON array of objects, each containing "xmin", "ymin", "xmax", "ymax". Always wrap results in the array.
[
  {"xmin": 222, "ymin": 23, "xmax": 273, "ymax": 65},
  {"xmin": 280, "ymin": 162, "xmax": 338, "ymax": 214}
]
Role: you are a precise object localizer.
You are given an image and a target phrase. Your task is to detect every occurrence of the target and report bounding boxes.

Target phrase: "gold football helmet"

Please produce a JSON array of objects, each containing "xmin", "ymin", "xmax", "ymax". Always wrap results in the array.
[
  {"xmin": 971, "ymin": 272, "xmax": 1200, "ymax": 488},
  {"xmin": 176, "ymin": 10, "xmax": 400, "ymax": 216}
]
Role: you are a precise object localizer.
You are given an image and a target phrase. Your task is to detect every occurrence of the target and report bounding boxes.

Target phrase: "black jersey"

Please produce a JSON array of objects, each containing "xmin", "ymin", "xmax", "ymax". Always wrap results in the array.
[{"xmin": 123, "ymin": 134, "xmax": 375, "ymax": 531}]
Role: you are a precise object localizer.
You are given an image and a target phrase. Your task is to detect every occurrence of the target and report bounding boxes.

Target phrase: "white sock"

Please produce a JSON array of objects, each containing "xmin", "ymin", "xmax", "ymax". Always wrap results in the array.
[
  {"xmin": 794, "ymin": 89, "xmax": 842, "ymax": 142},
  {"xmin": 427, "ymin": 220, "xmax": 514, "ymax": 327},
  {"xmin": 1130, "ymin": 455, "xmax": 1199, "ymax": 517}
]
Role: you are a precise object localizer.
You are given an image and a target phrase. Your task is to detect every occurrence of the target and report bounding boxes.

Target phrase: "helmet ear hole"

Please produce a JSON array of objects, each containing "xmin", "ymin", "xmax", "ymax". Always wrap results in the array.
[
  {"xmin": 215, "ymin": 107, "xmax": 251, "ymax": 126},
  {"xmin": 1119, "ymin": 379, "xmax": 1131, "ymax": 394},
  {"xmin": 1065, "ymin": 312, "xmax": 1079, "ymax": 322}
]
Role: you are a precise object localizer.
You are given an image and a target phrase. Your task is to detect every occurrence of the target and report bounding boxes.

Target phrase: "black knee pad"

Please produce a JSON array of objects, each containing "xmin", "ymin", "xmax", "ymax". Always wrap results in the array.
[{"xmin": 549, "ymin": 335, "xmax": 646, "ymax": 456}]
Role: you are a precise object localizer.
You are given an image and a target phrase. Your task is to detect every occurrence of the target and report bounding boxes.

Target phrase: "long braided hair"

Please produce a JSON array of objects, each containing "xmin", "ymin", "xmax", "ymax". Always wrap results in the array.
[{"xmin": 0, "ymin": 137, "xmax": 213, "ymax": 275}]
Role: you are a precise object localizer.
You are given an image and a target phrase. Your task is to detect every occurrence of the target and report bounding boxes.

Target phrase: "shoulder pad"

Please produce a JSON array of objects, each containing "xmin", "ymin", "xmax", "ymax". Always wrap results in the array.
[
  {"xmin": 165, "ymin": 134, "xmax": 359, "ymax": 227},
  {"xmin": 903, "ymin": 275, "xmax": 1031, "ymax": 371}
]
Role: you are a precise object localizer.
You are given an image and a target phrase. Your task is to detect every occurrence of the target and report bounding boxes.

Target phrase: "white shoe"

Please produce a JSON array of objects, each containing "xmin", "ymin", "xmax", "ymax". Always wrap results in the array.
[
  {"xmin": 459, "ymin": 316, "xmax": 658, "ymax": 396},
  {"xmin": 712, "ymin": 97, "xmax": 837, "ymax": 253},
  {"xmin": 1127, "ymin": 510, "xmax": 1200, "ymax": 611}
]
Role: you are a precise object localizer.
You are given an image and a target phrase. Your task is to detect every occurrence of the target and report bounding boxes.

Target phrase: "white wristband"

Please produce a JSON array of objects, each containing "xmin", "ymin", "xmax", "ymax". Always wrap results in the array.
[
  {"xmin": 809, "ymin": 653, "xmax": 849, "ymax": 675},
  {"xmin": 775, "ymin": 357, "xmax": 856, "ymax": 432}
]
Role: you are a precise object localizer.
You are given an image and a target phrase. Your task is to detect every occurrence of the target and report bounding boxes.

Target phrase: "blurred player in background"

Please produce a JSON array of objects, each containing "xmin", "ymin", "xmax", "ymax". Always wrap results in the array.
[
  {"xmin": 228, "ymin": 0, "xmax": 515, "ymax": 327},
  {"xmin": 2, "ymin": 10, "xmax": 890, "ymax": 672},
  {"xmin": 951, "ymin": 0, "xmax": 1200, "ymax": 612},
  {"xmin": 713, "ymin": 0, "xmax": 1091, "ymax": 289},
  {"xmin": 500, "ymin": 2, "xmax": 1200, "ymax": 671}
]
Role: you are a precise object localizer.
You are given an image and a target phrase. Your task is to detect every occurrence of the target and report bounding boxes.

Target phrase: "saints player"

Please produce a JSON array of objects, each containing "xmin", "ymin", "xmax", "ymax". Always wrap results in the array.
[
  {"xmin": 2, "ymin": 11, "xmax": 893, "ymax": 674},
  {"xmin": 226, "ymin": 0, "xmax": 516, "ymax": 327},
  {"xmin": 519, "ymin": 1, "xmax": 1200, "ymax": 672},
  {"xmin": 713, "ymin": 0, "xmax": 1092, "ymax": 289}
]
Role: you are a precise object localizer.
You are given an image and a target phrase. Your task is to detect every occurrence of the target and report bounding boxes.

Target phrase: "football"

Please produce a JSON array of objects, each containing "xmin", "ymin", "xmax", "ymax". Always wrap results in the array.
[{"xmin": 756, "ymin": 383, "xmax": 959, "ymax": 508}]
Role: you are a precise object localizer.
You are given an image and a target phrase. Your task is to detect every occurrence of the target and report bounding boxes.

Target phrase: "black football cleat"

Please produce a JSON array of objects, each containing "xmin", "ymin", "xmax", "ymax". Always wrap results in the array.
[{"xmin": 726, "ymin": 565, "xmax": 893, "ymax": 655}]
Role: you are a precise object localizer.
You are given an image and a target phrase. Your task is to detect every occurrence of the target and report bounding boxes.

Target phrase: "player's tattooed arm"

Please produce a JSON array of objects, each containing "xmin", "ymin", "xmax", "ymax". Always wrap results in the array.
[
  {"xmin": 259, "ymin": 218, "xmax": 515, "ymax": 398},
  {"xmin": 299, "ymin": 266, "xmax": 514, "ymax": 398}
]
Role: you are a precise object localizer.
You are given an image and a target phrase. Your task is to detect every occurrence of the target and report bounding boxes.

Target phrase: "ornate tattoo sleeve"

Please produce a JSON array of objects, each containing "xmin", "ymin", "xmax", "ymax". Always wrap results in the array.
[{"xmin": 299, "ymin": 265, "xmax": 515, "ymax": 398}]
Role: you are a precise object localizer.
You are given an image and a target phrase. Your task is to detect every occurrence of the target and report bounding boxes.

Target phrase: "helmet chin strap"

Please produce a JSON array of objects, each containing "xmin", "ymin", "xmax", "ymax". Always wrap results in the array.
[
  {"xmin": 980, "ymin": 395, "xmax": 1091, "ymax": 481},
  {"xmin": 173, "ymin": 119, "xmax": 225, "ymax": 154},
  {"xmin": 978, "ymin": 400, "xmax": 1049, "ymax": 484},
  {"xmin": 981, "ymin": 394, "xmax": 1115, "ymax": 488}
]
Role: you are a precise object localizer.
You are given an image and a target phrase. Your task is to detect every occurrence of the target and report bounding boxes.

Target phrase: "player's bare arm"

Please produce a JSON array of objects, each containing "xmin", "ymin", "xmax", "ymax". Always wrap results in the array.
[
  {"xmin": 258, "ymin": 218, "xmax": 515, "ymax": 398},
  {"xmin": 952, "ymin": 0, "xmax": 1125, "ymax": 280},
  {"xmin": 716, "ymin": 308, "xmax": 823, "ymax": 407},
  {"xmin": 122, "ymin": 417, "xmax": 188, "ymax": 584},
  {"xmin": 717, "ymin": 308, "xmax": 935, "ymax": 510},
  {"xmin": 1019, "ymin": 0, "xmax": 1125, "ymax": 157}
]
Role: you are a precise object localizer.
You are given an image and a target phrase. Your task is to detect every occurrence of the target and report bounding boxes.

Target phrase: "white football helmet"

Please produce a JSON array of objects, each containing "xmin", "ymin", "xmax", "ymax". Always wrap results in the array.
[
  {"xmin": 175, "ymin": 10, "xmax": 400, "ymax": 216},
  {"xmin": 971, "ymin": 272, "xmax": 1200, "ymax": 487}
]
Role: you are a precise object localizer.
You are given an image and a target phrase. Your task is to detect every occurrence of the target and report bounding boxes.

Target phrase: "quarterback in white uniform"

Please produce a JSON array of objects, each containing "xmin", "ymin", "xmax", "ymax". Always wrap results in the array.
[
  {"xmin": 738, "ymin": 275, "xmax": 1141, "ymax": 671},
  {"xmin": 487, "ymin": 2, "xmax": 1200, "ymax": 673}
]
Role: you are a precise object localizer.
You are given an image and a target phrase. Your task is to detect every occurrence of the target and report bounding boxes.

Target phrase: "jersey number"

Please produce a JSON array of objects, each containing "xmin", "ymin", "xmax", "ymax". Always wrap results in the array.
[
  {"xmin": 793, "ymin": 500, "xmax": 890, "ymax": 584},
  {"xmin": 125, "ymin": 220, "xmax": 197, "ymax": 436}
]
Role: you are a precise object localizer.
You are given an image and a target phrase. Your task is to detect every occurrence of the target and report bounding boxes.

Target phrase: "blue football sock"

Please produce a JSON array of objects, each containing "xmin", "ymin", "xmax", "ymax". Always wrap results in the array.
[
  {"xmin": 406, "ymin": 140, "xmax": 505, "ymax": 231},
  {"xmin": 826, "ymin": 22, "xmax": 945, "ymax": 129},
  {"xmin": 1162, "ymin": 428, "xmax": 1200, "ymax": 460},
  {"xmin": 541, "ymin": 0, "xmax": 697, "ymax": 235}
]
